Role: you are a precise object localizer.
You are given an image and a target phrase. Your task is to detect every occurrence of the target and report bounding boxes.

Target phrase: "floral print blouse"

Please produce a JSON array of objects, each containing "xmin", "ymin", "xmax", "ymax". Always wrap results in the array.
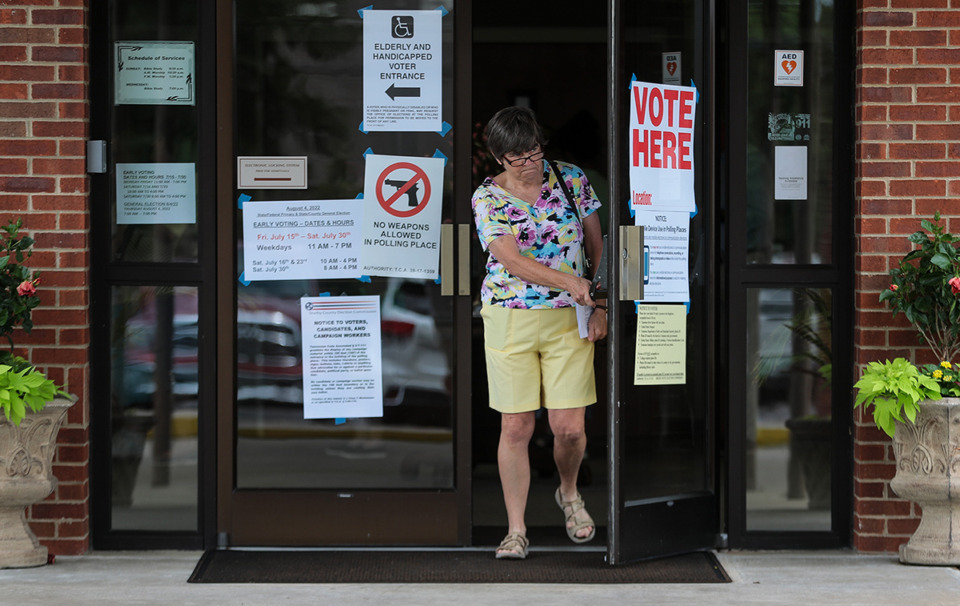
[{"xmin": 472, "ymin": 160, "xmax": 601, "ymax": 309}]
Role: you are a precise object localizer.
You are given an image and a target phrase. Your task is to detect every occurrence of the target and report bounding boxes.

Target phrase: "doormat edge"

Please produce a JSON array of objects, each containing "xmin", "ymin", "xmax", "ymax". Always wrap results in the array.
[{"xmin": 188, "ymin": 549, "xmax": 731, "ymax": 584}]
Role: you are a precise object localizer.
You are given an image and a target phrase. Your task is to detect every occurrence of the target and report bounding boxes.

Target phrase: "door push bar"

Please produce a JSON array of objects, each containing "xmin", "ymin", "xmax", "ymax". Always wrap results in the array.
[{"xmin": 619, "ymin": 225, "xmax": 644, "ymax": 301}]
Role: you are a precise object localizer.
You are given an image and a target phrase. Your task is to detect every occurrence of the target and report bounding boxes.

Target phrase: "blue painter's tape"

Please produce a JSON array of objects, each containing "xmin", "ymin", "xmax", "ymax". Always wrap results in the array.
[
  {"xmin": 434, "ymin": 276, "xmax": 442, "ymax": 285},
  {"xmin": 335, "ymin": 418, "xmax": 346, "ymax": 425},
  {"xmin": 690, "ymin": 204, "xmax": 698, "ymax": 219},
  {"xmin": 438, "ymin": 121, "xmax": 452, "ymax": 136},
  {"xmin": 238, "ymin": 272, "xmax": 250, "ymax": 286},
  {"xmin": 433, "ymin": 149, "xmax": 448, "ymax": 165},
  {"xmin": 436, "ymin": 5, "xmax": 448, "ymax": 16},
  {"xmin": 359, "ymin": 121, "xmax": 368, "ymax": 134},
  {"xmin": 318, "ymin": 292, "xmax": 330, "ymax": 297},
  {"xmin": 685, "ymin": 301, "xmax": 691, "ymax": 314},
  {"xmin": 238, "ymin": 193, "xmax": 251, "ymax": 208},
  {"xmin": 355, "ymin": 192, "xmax": 363, "ymax": 199},
  {"xmin": 363, "ymin": 147, "xmax": 374, "ymax": 158},
  {"xmin": 690, "ymin": 79, "xmax": 700, "ymax": 103},
  {"xmin": 358, "ymin": 5, "xmax": 372, "ymax": 18},
  {"xmin": 357, "ymin": 275, "xmax": 372, "ymax": 283}
]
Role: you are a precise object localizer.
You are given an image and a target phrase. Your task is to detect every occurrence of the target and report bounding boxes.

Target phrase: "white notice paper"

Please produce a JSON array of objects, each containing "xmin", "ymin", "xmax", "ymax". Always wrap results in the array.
[
  {"xmin": 362, "ymin": 10, "xmax": 443, "ymax": 132},
  {"xmin": 301, "ymin": 296, "xmax": 383, "ymax": 419},
  {"xmin": 774, "ymin": 146, "xmax": 808, "ymax": 200},
  {"xmin": 116, "ymin": 163, "xmax": 196, "ymax": 224},
  {"xmin": 361, "ymin": 154, "xmax": 444, "ymax": 279},
  {"xmin": 242, "ymin": 199, "xmax": 363, "ymax": 281},
  {"xmin": 634, "ymin": 210, "xmax": 690, "ymax": 303}
]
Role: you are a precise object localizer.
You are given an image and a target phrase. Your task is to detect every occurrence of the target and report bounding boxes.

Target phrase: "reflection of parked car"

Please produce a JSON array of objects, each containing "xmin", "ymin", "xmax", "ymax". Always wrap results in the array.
[
  {"xmin": 236, "ymin": 309, "xmax": 303, "ymax": 403},
  {"xmin": 122, "ymin": 314, "xmax": 200, "ymax": 407},
  {"xmin": 380, "ymin": 278, "xmax": 451, "ymax": 408}
]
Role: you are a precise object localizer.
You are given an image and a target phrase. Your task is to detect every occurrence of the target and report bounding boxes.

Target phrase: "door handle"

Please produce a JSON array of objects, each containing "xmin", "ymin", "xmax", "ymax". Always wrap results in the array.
[
  {"xmin": 441, "ymin": 224, "xmax": 454, "ymax": 296},
  {"xmin": 458, "ymin": 224, "xmax": 471, "ymax": 296},
  {"xmin": 619, "ymin": 225, "xmax": 644, "ymax": 301}
]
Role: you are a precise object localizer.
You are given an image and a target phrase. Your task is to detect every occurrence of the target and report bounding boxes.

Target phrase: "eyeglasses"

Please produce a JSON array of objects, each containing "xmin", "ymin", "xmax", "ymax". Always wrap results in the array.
[{"xmin": 503, "ymin": 149, "xmax": 544, "ymax": 167}]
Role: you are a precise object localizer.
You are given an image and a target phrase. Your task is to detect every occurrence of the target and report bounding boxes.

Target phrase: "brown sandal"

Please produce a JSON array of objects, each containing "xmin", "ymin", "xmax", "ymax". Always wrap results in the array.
[
  {"xmin": 555, "ymin": 488, "xmax": 596, "ymax": 544},
  {"xmin": 495, "ymin": 532, "xmax": 529, "ymax": 559}
]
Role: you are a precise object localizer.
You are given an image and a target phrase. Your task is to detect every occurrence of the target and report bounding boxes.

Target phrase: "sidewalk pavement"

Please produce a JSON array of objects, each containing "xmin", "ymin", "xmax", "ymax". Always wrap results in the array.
[{"xmin": 1, "ymin": 550, "xmax": 959, "ymax": 605}]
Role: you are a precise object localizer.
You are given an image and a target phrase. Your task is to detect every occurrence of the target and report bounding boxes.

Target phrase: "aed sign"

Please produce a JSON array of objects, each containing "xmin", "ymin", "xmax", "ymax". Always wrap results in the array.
[
  {"xmin": 662, "ymin": 52, "xmax": 681, "ymax": 85},
  {"xmin": 774, "ymin": 50, "xmax": 804, "ymax": 87},
  {"xmin": 628, "ymin": 80, "xmax": 697, "ymax": 213}
]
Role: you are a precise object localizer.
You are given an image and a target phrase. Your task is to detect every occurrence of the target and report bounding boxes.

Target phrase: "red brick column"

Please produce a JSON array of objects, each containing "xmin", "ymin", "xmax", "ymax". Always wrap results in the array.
[
  {"xmin": 0, "ymin": 1, "xmax": 90, "ymax": 556},
  {"xmin": 855, "ymin": 2, "xmax": 960, "ymax": 553}
]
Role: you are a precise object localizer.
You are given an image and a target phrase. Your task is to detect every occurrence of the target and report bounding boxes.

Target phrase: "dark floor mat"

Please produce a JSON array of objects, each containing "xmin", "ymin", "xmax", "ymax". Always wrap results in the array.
[{"xmin": 188, "ymin": 549, "xmax": 730, "ymax": 584}]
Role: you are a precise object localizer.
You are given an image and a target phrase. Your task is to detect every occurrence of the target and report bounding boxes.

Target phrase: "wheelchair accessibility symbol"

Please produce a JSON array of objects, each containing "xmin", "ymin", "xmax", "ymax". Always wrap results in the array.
[{"xmin": 392, "ymin": 15, "xmax": 414, "ymax": 38}]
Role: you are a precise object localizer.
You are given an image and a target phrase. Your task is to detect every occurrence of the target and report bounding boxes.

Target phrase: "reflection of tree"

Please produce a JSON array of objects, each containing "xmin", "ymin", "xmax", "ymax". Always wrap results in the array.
[{"xmin": 236, "ymin": 2, "xmax": 361, "ymax": 200}]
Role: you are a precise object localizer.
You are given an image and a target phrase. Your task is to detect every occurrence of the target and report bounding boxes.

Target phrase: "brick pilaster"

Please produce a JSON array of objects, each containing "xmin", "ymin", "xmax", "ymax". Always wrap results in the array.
[
  {"xmin": 0, "ymin": 0, "xmax": 90, "ymax": 556},
  {"xmin": 855, "ymin": 0, "xmax": 960, "ymax": 553}
]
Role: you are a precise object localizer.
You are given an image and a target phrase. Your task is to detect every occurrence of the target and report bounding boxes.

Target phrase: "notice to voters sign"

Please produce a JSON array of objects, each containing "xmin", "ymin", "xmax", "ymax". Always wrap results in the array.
[
  {"xmin": 363, "ymin": 9, "xmax": 442, "ymax": 132},
  {"xmin": 629, "ymin": 80, "xmax": 697, "ymax": 213}
]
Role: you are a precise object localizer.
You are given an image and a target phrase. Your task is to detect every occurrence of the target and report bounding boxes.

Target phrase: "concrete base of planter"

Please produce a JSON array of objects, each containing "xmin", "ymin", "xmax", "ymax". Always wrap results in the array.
[
  {"xmin": 0, "ymin": 397, "xmax": 73, "ymax": 569},
  {"xmin": 891, "ymin": 397, "xmax": 960, "ymax": 566}
]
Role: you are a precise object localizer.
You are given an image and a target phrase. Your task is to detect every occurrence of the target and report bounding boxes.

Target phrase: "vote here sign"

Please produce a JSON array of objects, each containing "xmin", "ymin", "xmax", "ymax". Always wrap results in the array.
[{"xmin": 629, "ymin": 81, "xmax": 697, "ymax": 213}]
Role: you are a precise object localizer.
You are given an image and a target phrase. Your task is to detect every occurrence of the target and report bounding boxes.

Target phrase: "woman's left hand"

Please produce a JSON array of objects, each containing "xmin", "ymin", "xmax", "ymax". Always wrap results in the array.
[{"xmin": 587, "ymin": 307, "xmax": 607, "ymax": 342}]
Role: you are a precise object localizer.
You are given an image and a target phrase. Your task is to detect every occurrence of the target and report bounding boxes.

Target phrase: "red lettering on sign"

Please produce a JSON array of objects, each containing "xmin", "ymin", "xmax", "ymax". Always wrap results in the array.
[
  {"xmin": 679, "ymin": 90, "xmax": 695, "ymax": 128},
  {"xmin": 678, "ymin": 132, "xmax": 692, "ymax": 169}
]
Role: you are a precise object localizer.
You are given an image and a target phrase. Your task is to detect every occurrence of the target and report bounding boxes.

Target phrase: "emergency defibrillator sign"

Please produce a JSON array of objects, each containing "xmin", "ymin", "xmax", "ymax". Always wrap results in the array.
[
  {"xmin": 361, "ymin": 154, "xmax": 444, "ymax": 279},
  {"xmin": 362, "ymin": 9, "xmax": 443, "ymax": 132},
  {"xmin": 774, "ymin": 50, "xmax": 804, "ymax": 87},
  {"xmin": 628, "ymin": 80, "xmax": 697, "ymax": 213}
]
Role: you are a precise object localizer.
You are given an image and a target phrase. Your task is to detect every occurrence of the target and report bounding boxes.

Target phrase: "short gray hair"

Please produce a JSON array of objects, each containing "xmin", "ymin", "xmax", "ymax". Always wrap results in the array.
[{"xmin": 484, "ymin": 106, "xmax": 546, "ymax": 161}]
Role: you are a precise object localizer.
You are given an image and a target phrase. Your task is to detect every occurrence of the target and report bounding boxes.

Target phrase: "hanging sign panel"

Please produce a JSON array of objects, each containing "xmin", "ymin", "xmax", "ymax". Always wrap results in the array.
[
  {"xmin": 115, "ymin": 41, "xmax": 195, "ymax": 105},
  {"xmin": 116, "ymin": 162, "xmax": 196, "ymax": 224},
  {"xmin": 362, "ymin": 9, "xmax": 442, "ymax": 132},
  {"xmin": 241, "ymin": 199, "xmax": 363, "ymax": 281},
  {"xmin": 301, "ymin": 296, "xmax": 383, "ymax": 419},
  {"xmin": 361, "ymin": 154, "xmax": 444, "ymax": 278},
  {"xmin": 629, "ymin": 80, "xmax": 697, "ymax": 214}
]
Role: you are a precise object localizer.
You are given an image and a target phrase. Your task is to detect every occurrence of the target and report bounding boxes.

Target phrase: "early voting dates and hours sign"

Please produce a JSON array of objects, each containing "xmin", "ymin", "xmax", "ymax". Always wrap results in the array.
[
  {"xmin": 242, "ymin": 199, "xmax": 362, "ymax": 281},
  {"xmin": 361, "ymin": 154, "xmax": 444, "ymax": 279},
  {"xmin": 362, "ymin": 9, "xmax": 442, "ymax": 132}
]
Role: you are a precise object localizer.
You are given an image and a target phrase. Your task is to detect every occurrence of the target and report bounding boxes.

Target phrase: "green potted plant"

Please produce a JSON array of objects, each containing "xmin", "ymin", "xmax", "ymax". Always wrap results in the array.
[
  {"xmin": 854, "ymin": 212, "xmax": 960, "ymax": 566},
  {"xmin": 0, "ymin": 217, "xmax": 73, "ymax": 569}
]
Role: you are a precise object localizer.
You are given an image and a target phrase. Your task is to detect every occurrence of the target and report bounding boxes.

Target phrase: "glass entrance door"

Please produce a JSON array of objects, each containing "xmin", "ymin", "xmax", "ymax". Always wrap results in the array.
[
  {"xmin": 606, "ymin": 0, "xmax": 718, "ymax": 562},
  {"xmin": 217, "ymin": 0, "xmax": 470, "ymax": 545}
]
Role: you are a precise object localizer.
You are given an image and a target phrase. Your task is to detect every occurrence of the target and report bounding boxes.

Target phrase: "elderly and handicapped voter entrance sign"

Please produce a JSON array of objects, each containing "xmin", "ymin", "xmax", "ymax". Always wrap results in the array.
[
  {"xmin": 361, "ymin": 154, "xmax": 444, "ymax": 279},
  {"xmin": 362, "ymin": 9, "xmax": 442, "ymax": 132}
]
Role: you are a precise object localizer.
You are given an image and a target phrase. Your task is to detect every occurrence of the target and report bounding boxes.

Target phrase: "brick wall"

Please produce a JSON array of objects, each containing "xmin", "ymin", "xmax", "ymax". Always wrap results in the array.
[
  {"xmin": 0, "ymin": 1, "xmax": 90, "ymax": 556},
  {"xmin": 855, "ymin": 1, "xmax": 960, "ymax": 553}
]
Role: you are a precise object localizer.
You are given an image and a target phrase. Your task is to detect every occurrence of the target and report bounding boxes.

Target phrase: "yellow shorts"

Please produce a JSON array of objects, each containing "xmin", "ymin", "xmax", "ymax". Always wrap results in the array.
[{"xmin": 480, "ymin": 304, "xmax": 596, "ymax": 413}]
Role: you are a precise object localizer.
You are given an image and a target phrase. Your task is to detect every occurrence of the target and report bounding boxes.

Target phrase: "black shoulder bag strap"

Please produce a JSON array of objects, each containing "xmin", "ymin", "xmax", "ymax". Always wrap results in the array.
[{"xmin": 547, "ymin": 160, "xmax": 607, "ymax": 299}]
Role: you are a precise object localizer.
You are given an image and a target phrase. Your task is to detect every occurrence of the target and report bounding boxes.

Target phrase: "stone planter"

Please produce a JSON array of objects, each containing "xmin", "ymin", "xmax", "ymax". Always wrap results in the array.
[
  {"xmin": 890, "ymin": 397, "xmax": 960, "ymax": 566},
  {"xmin": 0, "ymin": 396, "xmax": 74, "ymax": 568}
]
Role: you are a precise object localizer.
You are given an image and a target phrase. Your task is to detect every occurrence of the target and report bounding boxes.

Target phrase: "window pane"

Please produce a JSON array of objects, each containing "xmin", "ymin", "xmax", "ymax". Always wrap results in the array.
[
  {"xmin": 746, "ymin": 287, "xmax": 832, "ymax": 531},
  {"xmin": 745, "ymin": 0, "xmax": 835, "ymax": 265},
  {"xmin": 110, "ymin": 285, "xmax": 199, "ymax": 530},
  {"xmin": 110, "ymin": 0, "xmax": 200, "ymax": 262}
]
